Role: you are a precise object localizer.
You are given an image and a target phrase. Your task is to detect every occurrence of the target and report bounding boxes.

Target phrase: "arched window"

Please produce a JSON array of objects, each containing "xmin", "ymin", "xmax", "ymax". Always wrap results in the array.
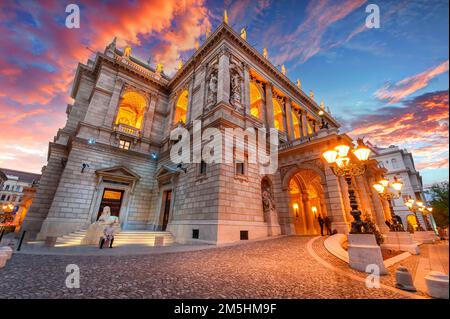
[
  {"xmin": 272, "ymin": 98, "xmax": 285, "ymax": 132},
  {"xmin": 249, "ymin": 82, "xmax": 263, "ymax": 120},
  {"xmin": 291, "ymin": 110, "xmax": 300, "ymax": 139},
  {"xmin": 115, "ymin": 91, "xmax": 147, "ymax": 129},
  {"xmin": 173, "ymin": 90, "xmax": 188, "ymax": 125}
]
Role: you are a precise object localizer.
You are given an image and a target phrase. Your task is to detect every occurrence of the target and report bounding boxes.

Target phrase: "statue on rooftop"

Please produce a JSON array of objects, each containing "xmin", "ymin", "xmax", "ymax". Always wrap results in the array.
[
  {"xmin": 240, "ymin": 28, "xmax": 247, "ymax": 40},
  {"xmin": 123, "ymin": 45, "xmax": 132, "ymax": 58},
  {"xmin": 224, "ymin": 10, "xmax": 229, "ymax": 24},
  {"xmin": 310, "ymin": 90, "xmax": 314, "ymax": 100},
  {"xmin": 156, "ymin": 63, "xmax": 164, "ymax": 74},
  {"xmin": 296, "ymin": 79, "xmax": 301, "ymax": 89},
  {"xmin": 263, "ymin": 48, "xmax": 268, "ymax": 59},
  {"xmin": 281, "ymin": 65, "xmax": 286, "ymax": 75}
]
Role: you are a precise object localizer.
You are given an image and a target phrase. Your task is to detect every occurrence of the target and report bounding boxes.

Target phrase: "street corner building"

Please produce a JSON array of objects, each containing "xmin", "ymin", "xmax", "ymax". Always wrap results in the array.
[{"xmin": 22, "ymin": 22, "xmax": 394, "ymax": 245}]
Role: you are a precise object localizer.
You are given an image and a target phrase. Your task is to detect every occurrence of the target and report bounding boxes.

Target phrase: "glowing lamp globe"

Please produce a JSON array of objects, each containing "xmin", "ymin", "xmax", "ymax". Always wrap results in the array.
[
  {"xmin": 392, "ymin": 180, "xmax": 403, "ymax": 192},
  {"xmin": 318, "ymin": 110, "xmax": 324, "ymax": 116},
  {"xmin": 335, "ymin": 145, "xmax": 350, "ymax": 157},
  {"xmin": 416, "ymin": 201, "xmax": 424, "ymax": 207},
  {"xmin": 322, "ymin": 150, "xmax": 338, "ymax": 164},
  {"xmin": 379, "ymin": 179, "xmax": 389, "ymax": 187},
  {"xmin": 353, "ymin": 146, "xmax": 371, "ymax": 161},
  {"xmin": 373, "ymin": 183, "xmax": 384, "ymax": 193},
  {"xmin": 336, "ymin": 157, "xmax": 350, "ymax": 168}
]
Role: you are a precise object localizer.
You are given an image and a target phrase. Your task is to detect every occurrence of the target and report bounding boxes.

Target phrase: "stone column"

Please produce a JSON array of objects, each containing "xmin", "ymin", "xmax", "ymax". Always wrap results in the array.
[
  {"xmin": 217, "ymin": 46, "xmax": 230, "ymax": 105},
  {"xmin": 103, "ymin": 78, "xmax": 124, "ymax": 127},
  {"xmin": 142, "ymin": 94, "xmax": 158, "ymax": 139},
  {"xmin": 301, "ymin": 111, "xmax": 308, "ymax": 137},
  {"xmin": 186, "ymin": 77, "xmax": 194, "ymax": 123},
  {"xmin": 324, "ymin": 167, "xmax": 349, "ymax": 233},
  {"xmin": 285, "ymin": 99, "xmax": 295, "ymax": 140},
  {"xmin": 281, "ymin": 100, "xmax": 289, "ymax": 137},
  {"xmin": 370, "ymin": 183, "xmax": 390, "ymax": 233},
  {"xmin": 243, "ymin": 63, "xmax": 250, "ymax": 116},
  {"xmin": 264, "ymin": 83, "xmax": 274, "ymax": 129}
]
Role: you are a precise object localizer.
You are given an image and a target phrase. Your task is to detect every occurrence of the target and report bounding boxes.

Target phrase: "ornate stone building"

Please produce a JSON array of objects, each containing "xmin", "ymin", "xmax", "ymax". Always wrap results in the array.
[{"xmin": 22, "ymin": 22, "xmax": 391, "ymax": 244}]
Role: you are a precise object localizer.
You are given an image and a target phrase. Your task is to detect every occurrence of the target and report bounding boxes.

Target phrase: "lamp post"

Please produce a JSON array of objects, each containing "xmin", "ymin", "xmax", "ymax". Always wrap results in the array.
[
  {"xmin": 372, "ymin": 176, "xmax": 404, "ymax": 231},
  {"xmin": 404, "ymin": 198, "xmax": 425, "ymax": 231},
  {"xmin": 322, "ymin": 138, "xmax": 371, "ymax": 233}
]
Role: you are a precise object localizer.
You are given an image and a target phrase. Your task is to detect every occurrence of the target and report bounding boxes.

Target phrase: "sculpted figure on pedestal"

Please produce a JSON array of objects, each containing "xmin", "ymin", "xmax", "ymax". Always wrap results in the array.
[{"xmin": 82, "ymin": 206, "xmax": 121, "ymax": 245}]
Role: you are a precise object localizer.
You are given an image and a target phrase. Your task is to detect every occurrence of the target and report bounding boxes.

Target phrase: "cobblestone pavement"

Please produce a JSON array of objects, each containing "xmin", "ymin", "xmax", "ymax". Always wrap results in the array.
[{"xmin": 0, "ymin": 236, "xmax": 414, "ymax": 299}]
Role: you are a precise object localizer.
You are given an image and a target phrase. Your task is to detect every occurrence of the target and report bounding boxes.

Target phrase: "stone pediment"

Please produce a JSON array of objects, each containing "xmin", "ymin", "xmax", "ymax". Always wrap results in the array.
[
  {"xmin": 95, "ymin": 166, "xmax": 140, "ymax": 181},
  {"xmin": 155, "ymin": 164, "xmax": 180, "ymax": 178}
]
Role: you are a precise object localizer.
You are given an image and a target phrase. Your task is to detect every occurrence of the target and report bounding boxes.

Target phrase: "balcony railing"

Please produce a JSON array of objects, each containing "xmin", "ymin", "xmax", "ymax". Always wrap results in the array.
[{"xmin": 114, "ymin": 123, "xmax": 141, "ymax": 138}]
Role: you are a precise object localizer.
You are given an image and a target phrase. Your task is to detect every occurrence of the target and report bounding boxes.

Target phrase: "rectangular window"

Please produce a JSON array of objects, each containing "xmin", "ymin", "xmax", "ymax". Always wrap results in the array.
[
  {"xmin": 119, "ymin": 140, "xmax": 131, "ymax": 150},
  {"xmin": 0, "ymin": 195, "xmax": 5, "ymax": 201},
  {"xmin": 235, "ymin": 162, "xmax": 245, "ymax": 175},
  {"xmin": 192, "ymin": 229, "xmax": 199, "ymax": 239},
  {"xmin": 240, "ymin": 230, "xmax": 249, "ymax": 240},
  {"xmin": 199, "ymin": 161, "xmax": 207, "ymax": 175}
]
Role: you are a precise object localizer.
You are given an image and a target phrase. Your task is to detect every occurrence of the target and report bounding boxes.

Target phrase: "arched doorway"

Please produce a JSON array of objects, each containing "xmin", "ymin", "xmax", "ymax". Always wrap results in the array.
[{"xmin": 288, "ymin": 169, "xmax": 327, "ymax": 235}]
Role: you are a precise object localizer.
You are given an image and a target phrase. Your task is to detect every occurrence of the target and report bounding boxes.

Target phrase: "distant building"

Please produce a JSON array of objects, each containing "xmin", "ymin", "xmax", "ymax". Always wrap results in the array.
[
  {"xmin": 0, "ymin": 168, "xmax": 41, "ymax": 224},
  {"xmin": 368, "ymin": 143, "xmax": 429, "ymax": 229}
]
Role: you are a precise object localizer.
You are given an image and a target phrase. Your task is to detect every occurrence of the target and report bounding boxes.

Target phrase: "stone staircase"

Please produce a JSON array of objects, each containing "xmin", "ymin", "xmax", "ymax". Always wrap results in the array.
[{"xmin": 53, "ymin": 229, "xmax": 175, "ymax": 248}]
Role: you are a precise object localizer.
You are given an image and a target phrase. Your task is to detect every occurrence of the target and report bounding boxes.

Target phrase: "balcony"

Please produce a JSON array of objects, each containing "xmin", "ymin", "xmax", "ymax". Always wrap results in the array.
[{"xmin": 114, "ymin": 123, "xmax": 141, "ymax": 138}]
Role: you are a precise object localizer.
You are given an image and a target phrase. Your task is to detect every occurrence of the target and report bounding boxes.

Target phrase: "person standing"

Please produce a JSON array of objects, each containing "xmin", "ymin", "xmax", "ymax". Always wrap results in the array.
[
  {"xmin": 317, "ymin": 215, "xmax": 325, "ymax": 236},
  {"xmin": 99, "ymin": 223, "xmax": 116, "ymax": 249}
]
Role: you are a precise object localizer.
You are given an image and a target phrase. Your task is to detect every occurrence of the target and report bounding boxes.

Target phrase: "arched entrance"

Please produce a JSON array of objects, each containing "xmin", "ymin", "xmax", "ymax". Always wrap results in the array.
[{"xmin": 288, "ymin": 169, "xmax": 328, "ymax": 235}]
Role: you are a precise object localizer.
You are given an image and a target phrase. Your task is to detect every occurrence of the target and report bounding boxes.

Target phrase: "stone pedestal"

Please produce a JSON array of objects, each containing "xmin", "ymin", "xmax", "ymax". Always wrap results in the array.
[
  {"xmin": 425, "ymin": 271, "xmax": 449, "ymax": 299},
  {"xmin": 348, "ymin": 234, "xmax": 387, "ymax": 275},
  {"xmin": 413, "ymin": 231, "xmax": 435, "ymax": 244},
  {"xmin": 381, "ymin": 231, "xmax": 420, "ymax": 255}
]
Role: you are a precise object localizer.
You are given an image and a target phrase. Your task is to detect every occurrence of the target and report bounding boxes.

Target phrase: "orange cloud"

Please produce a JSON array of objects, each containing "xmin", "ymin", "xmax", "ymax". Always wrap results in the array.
[
  {"xmin": 350, "ymin": 90, "xmax": 449, "ymax": 170},
  {"xmin": 374, "ymin": 60, "xmax": 449, "ymax": 104}
]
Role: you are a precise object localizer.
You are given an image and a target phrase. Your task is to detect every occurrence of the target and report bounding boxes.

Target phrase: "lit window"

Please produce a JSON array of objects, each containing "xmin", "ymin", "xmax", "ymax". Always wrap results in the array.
[
  {"xmin": 173, "ymin": 90, "xmax": 189, "ymax": 125},
  {"xmin": 272, "ymin": 98, "xmax": 285, "ymax": 132},
  {"xmin": 119, "ymin": 140, "xmax": 131, "ymax": 150},
  {"xmin": 249, "ymin": 82, "xmax": 262, "ymax": 120},
  {"xmin": 115, "ymin": 91, "xmax": 147, "ymax": 129}
]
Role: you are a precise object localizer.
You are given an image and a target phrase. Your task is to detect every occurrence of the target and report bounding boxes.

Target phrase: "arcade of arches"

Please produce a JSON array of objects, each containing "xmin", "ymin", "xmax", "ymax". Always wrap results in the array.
[{"xmin": 288, "ymin": 169, "xmax": 328, "ymax": 235}]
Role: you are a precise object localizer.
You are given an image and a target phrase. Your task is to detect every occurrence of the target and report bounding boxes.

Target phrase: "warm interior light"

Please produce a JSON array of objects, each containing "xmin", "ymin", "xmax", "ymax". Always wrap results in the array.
[
  {"xmin": 322, "ymin": 150, "xmax": 338, "ymax": 164},
  {"xmin": 311, "ymin": 206, "xmax": 318, "ymax": 213},
  {"xmin": 335, "ymin": 145, "xmax": 350, "ymax": 157},
  {"xmin": 336, "ymin": 157, "xmax": 350, "ymax": 168},
  {"xmin": 427, "ymin": 207, "xmax": 433, "ymax": 212},
  {"xmin": 379, "ymin": 179, "xmax": 389, "ymax": 187},
  {"xmin": 416, "ymin": 201, "xmax": 424, "ymax": 207},
  {"xmin": 293, "ymin": 203, "xmax": 299, "ymax": 210},
  {"xmin": 405, "ymin": 201, "xmax": 413, "ymax": 208},
  {"xmin": 318, "ymin": 110, "xmax": 324, "ymax": 116},
  {"xmin": 353, "ymin": 146, "xmax": 371, "ymax": 161},
  {"xmin": 373, "ymin": 183, "xmax": 384, "ymax": 193},
  {"xmin": 407, "ymin": 198, "xmax": 414, "ymax": 204}
]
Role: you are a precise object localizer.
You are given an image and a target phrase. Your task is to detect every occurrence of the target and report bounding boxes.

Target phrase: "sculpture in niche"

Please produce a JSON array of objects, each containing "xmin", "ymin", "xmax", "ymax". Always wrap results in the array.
[
  {"xmin": 230, "ymin": 70, "xmax": 243, "ymax": 111},
  {"xmin": 81, "ymin": 206, "xmax": 121, "ymax": 245},
  {"xmin": 206, "ymin": 68, "xmax": 218, "ymax": 108},
  {"xmin": 262, "ymin": 190, "xmax": 276, "ymax": 213}
]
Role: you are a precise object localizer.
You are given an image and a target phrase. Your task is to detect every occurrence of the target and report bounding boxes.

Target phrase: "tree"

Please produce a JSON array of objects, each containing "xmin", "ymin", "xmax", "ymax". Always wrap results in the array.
[{"xmin": 426, "ymin": 181, "xmax": 449, "ymax": 227}]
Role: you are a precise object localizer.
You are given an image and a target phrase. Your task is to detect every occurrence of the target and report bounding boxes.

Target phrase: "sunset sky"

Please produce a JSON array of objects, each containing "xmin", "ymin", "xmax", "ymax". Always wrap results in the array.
[{"xmin": 0, "ymin": 0, "xmax": 448, "ymax": 185}]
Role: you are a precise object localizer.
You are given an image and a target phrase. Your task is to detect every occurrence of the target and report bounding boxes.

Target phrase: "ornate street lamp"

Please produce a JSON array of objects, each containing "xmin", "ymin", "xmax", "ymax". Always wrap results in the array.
[
  {"xmin": 404, "ymin": 198, "xmax": 425, "ymax": 231},
  {"xmin": 372, "ymin": 176, "xmax": 404, "ymax": 231},
  {"xmin": 322, "ymin": 138, "xmax": 371, "ymax": 233}
]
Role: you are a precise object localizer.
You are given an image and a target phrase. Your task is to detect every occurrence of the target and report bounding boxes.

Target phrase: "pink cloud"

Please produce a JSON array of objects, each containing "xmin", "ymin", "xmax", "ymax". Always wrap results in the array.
[{"xmin": 374, "ymin": 60, "xmax": 449, "ymax": 104}]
